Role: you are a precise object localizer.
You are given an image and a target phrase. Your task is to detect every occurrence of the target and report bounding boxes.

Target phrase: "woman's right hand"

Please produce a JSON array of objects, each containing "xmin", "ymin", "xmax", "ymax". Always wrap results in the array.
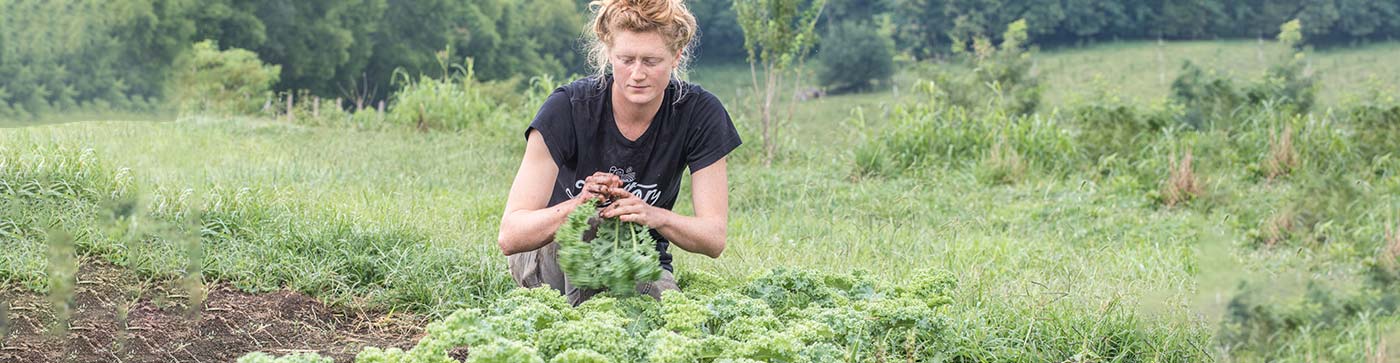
[{"xmin": 577, "ymin": 171, "xmax": 622, "ymax": 202}]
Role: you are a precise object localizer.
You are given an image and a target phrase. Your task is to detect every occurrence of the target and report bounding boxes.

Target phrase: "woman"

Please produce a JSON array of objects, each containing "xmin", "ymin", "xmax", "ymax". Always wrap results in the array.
[{"xmin": 496, "ymin": 0, "xmax": 741, "ymax": 305}]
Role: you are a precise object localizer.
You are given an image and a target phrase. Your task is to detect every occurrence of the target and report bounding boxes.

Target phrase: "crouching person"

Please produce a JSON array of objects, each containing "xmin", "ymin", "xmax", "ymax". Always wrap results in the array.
[{"xmin": 495, "ymin": 0, "xmax": 740, "ymax": 306}]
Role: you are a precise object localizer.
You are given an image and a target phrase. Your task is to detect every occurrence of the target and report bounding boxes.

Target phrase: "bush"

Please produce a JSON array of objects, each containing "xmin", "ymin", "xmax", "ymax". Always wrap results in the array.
[
  {"xmin": 852, "ymin": 80, "xmax": 1078, "ymax": 179},
  {"xmin": 1170, "ymin": 21, "xmax": 1318, "ymax": 130},
  {"xmin": 1170, "ymin": 61, "xmax": 1247, "ymax": 129},
  {"xmin": 385, "ymin": 60, "xmax": 549, "ymax": 133},
  {"xmin": 817, "ymin": 21, "xmax": 895, "ymax": 93},
  {"xmin": 168, "ymin": 40, "xmax": 281, "ymax": 116},
  {"xmin": 1069, "ymin": 101, "xmax": 1179, "ymax": 162},
  {"xmin": 923, "ymin": 19, "xmax": 1042, "ymax": 115}
]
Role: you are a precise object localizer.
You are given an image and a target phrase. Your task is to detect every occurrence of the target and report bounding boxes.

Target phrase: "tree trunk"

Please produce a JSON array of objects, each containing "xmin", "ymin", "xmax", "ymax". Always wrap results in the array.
[
  {"xmin": 286, "ymin": 92, "xmax": 294, "ymax": 122},
  {"xmin": 763, "ymin": 61, "xmax": 779, "ymax": 166}
]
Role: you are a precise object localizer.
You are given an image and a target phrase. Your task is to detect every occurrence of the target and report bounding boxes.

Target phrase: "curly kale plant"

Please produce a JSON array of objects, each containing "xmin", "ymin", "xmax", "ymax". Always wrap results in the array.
[
  {"xmin": 556, "ymin": 198, "xmax": 662, "ymax": 295},
  {"xmin": 239, "ymin": 268, "xmax": 965, "ymax": 362}
]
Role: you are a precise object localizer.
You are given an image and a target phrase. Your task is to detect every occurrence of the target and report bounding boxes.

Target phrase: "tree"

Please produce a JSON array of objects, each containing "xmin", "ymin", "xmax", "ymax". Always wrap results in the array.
[
  {"xmin": 691, "ymin": 0, "xmax": 748, "ymax": 63},
  {"xmin": 734, "ymin": 0, "xmax": 826, "ymax": 165},
  {"xmin": 817, "ymin": 21, "xmax": 894, "ymax": 93}
]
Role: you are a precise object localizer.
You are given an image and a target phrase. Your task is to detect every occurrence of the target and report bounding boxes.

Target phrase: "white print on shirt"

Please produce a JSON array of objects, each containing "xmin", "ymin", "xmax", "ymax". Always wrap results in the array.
[
  {"xmin": 563, "ymin": 166, "xmax": 661, "ymax": 205},
  {"xmin": 608, "ymin": 166, "xmax": 637, "ymax": 183}
]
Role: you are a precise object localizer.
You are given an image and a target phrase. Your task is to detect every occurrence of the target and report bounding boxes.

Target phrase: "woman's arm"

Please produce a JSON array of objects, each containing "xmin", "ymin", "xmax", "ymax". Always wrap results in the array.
[
  {"xmin": 498, "ymin": 130, "xmax": 625, "ymax": 255},
  {"xmin": 601, "ymin": 157, "xmax": 729, "ymax": 258},
  {"xmin": 497, "ymin": 130, "xmax": 574, "ymax": 255}
]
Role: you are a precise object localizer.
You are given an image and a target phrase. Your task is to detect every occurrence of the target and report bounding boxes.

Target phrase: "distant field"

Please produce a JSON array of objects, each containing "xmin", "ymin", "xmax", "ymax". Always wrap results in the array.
[
  {"xmin": 1035, "ymin": 40, "xmax": 1400, "ymax": 107},
  {"xmin": 694, "ymin": 40, "xmax": 1400, "ymax": 114}
]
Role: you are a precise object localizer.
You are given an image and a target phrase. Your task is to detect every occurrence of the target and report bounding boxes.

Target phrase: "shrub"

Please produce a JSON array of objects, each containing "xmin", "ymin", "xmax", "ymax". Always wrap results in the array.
[
  {"xmin": 817, "ymin": 21, "xmax": 895, "ymax": 93},
  {"xmin": 385, "ymin": 60, "xmax": 547, "ymax": 134},
  {"xmin": 932, "ymin": 19, "xmax": 1042, "ymax": 115},
  {"xmin": 1270, "ymin": 125, "xmax": 1298, "ymax": 173},
  {"xmin": 1156, "ymin": 150, "xmax": 1201, "ymax": 208},
  {"xmin": 1070, "ymin": 101, "xmax": 1179, "ymax": 162},
  {"xmin": 1170, "ymin": 61, "xmax": 1246, "ymax": 129},
  {"xmin": 1170, "ymin": 20, "xmax": 1318, "ymax": 130},
  {"xmin": 853, "ymin": 80, "xmax": 1077, "ymax": 179},
  {"xmin": 168, "ymin": 40, "xmax": 281, "ymax": 116},
  {"xmin": 1347, "ymin": 105, "xmax": 1400, "ymax": 162}
]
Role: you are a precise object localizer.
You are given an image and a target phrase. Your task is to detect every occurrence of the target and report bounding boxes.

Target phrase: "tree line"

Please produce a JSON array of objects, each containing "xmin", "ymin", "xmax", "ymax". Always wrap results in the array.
[{"xmin": 2, "ymin": 0, "xmax": 1397, "ymax": 119}]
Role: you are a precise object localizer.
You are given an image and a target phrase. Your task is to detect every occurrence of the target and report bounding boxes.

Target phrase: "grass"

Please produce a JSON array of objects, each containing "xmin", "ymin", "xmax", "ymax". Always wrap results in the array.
[
  {"xmin": 3, "ymin": 40, "xmax": 1400, "ymax": 361},
  {"xmin": 1034, "ymin": 40, "xmax": 1400, "ymax": 108},
  {"xmin": 693, "ymin": 40, "xmax": 1400, "ymax": 117}
]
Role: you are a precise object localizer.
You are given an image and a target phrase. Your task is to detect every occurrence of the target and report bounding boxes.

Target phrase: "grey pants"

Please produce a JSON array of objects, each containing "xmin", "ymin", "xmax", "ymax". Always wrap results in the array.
[{"xmin": 507, "ymin": 241, "xmax": 678, "ymax": 306}]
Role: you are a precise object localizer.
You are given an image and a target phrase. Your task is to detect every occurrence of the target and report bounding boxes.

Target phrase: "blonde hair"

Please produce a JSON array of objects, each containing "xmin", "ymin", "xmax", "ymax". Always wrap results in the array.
[{"xmin": 586, "ymin": 0, "xmax": 698, "ymax": 84}]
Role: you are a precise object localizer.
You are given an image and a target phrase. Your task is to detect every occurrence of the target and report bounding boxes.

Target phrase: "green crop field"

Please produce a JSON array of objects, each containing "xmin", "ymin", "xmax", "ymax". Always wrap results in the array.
[{"xmin": 4, "ymin": 40, "xmax": 1400, "ymax": 362}]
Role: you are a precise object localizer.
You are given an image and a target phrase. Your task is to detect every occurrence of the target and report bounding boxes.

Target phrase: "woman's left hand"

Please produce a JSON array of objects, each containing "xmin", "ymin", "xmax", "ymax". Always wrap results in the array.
[{"xmin": 600, "ymin": 187, "xmax": 668, "ymax": 228}]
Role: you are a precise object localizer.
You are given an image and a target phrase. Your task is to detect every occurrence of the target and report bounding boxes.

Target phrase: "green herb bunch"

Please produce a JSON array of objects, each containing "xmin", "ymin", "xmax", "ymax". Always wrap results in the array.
[{"xmin": 556, "ymin": 198, "xmax": 663, "ymax": 296}]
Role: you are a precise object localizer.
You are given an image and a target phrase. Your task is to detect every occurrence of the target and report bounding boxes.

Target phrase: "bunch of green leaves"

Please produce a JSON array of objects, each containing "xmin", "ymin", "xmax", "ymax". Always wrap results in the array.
[{"xmin": 556, "ymin": 199, "xmax": 662, "ymax": 296}]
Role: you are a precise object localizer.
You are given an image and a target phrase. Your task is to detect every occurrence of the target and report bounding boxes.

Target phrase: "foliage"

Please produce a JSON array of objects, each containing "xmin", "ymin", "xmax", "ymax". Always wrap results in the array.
[
  {"xmin": 932, "ymin": 18, "xmax": 1042, "ymax": 115},
  {"xmin": 555, "ymin": 199, "xmax": 663, "ymax": 296},
  {"xmin": 689, "ymin": 0, "xmax": 749, "ymax": 62},
  {"xmin": 852, "ymin": 79, "xmax": 1077, "ymax": 179},
  {"xmin": 891, "ymin": 0, "xmax": 1400, "ymax": 58},
  {"xmin": 169, "ymin": 41, "xmax": 281, "ymax": 116},
  {"xmin": 240, "ymin": 268, "xmax": 959, "ymax": 362},
  {"xmin": 191, "ymin": 0, "xmax": 583, "ymax": 100},
  {"xmin": 0, "ymin": 0, "xmax": 586, "ymax": 119},
  {"xmin": 816, "ymin": 21, "xmax": 895, "ymax": 93},
  {"xmin": 734, "ymin": 0, "xmax": 828, "ymax": 165},
  {"xmin": 1170, "ymin": 20, "xmax": 1318, "ymax": 129},
  {"xmin": 0, "ymin": 0, "xmax": 196, "ymax": 119}
]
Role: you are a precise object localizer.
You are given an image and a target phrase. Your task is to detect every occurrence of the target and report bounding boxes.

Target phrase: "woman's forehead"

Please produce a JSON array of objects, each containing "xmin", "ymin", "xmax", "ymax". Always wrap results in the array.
[{"xmin": 610, "ymin": 30, "xmax": 671, "ymax": 56}]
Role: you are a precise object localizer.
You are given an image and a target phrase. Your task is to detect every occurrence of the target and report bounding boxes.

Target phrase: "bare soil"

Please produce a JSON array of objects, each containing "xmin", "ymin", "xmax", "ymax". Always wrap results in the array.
[{"xmin": 1, "ymin": 261, "xmax": 423, "ymax": 363}]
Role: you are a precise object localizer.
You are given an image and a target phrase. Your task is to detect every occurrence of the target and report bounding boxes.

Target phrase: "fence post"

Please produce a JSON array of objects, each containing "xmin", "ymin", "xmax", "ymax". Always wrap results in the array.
[
  {"xmin": 312, "ymin": 96, "xmax": 320, "ymax": 118},
  {"xmin": 286, "ymin": 92, "xmax": 295, "ymax": 122}
]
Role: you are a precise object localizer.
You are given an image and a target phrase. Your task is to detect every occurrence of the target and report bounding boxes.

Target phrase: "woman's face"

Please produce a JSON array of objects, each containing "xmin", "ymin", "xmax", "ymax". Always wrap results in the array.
[{"xmin": 608, "ymin": 30, "xmax": 680, "ymax": 107}]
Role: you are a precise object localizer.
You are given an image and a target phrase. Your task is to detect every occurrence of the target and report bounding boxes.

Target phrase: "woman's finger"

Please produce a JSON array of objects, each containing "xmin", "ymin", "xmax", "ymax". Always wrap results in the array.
[
  {"xmin": 589, "ymin": 172, "xmax": 621, "ymax": 187},
  {"xmin": 604, "ymin": 202, "xmax": 640, "ymax": 218},
  {"xmin": 605, "ymin": 186, "xmax": 636, "ymax": 199}
]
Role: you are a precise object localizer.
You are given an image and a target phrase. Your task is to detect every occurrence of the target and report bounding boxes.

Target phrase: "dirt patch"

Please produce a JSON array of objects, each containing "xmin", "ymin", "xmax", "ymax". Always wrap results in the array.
[{"xmin": 1, "ymin": 261, "xmax": 422, "ymax": 363}]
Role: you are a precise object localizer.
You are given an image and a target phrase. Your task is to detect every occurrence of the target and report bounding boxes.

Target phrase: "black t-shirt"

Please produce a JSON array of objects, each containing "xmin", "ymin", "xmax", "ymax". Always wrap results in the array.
[{"xmin": 526, "ymin": 75, "xmax": 742, "ymax": 272}]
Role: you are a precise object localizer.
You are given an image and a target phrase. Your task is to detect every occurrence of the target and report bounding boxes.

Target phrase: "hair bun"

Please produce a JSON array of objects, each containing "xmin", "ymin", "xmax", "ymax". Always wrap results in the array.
[{"xmin": 601, "ymin": 0, "xmax": 678, "ymax": 24}]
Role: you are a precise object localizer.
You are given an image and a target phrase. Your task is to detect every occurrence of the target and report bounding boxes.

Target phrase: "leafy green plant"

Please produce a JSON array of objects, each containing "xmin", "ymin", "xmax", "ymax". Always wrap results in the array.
[
  {"xmin": 169, "ymin": 40, "xmax": 281, "ymax": 116},
  {"xmin": 817, "ymin": 21, "xmax": 895, "ymax": 93},
  {"xmin": 238, "ymin": 268, "xmax": 960, "ymax": 362},
  {"xmin": 556, "ymin": 199, "xmax": 662, "ymax": 296},
  {"xmin": 385, "ymin": 56, "xmax": 547, "ymax": 134},
  {"xmin": 852, "ymin": 80, "xmax": 1078, "ymax": 179},
  {"xmin": 934, "ymin": 18, "xmax": 1042, "ymax": 115}
]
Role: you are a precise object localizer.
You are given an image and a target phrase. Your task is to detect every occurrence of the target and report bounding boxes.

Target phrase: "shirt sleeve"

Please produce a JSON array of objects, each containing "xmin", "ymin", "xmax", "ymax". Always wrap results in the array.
[
  {"xmin": 526, "ymin": 89, "xmax": 575, "ymax": 166},
  {"xmin": 684, "ymin": 91, "xmax": 742, "ymax": 173}
]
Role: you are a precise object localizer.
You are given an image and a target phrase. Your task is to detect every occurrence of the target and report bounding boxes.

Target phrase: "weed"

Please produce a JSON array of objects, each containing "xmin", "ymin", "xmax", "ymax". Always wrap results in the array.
[
  {"xmin": 1159, "ymin": 151, "xmax": 1201, "ymax": 208},
  {"xmin": 1263, "ymin": 124, "xmax": 1298, "ymax": 181}
]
